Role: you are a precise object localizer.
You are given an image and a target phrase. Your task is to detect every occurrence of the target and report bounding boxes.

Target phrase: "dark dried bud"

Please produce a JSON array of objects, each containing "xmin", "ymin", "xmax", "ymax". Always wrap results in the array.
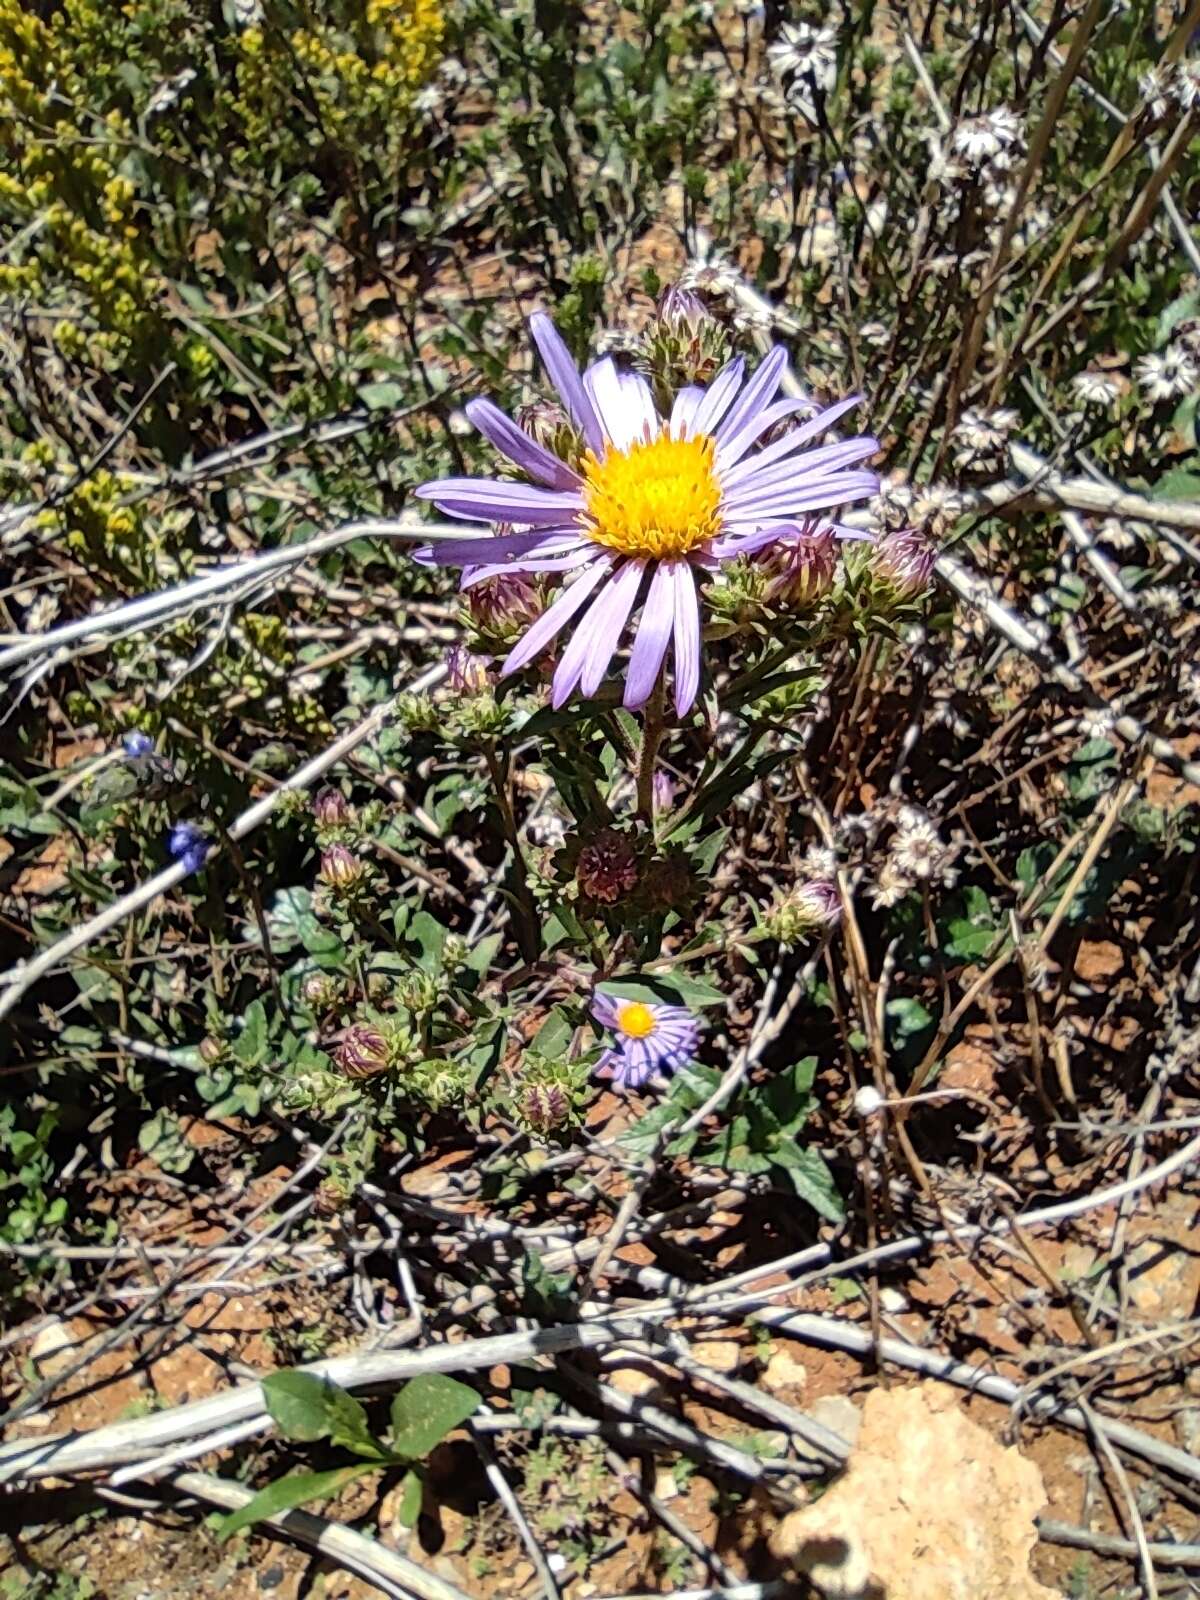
[
  {"xmin": 576, "ymin": 829, "xmax": 639, "ymax": 904},
  {"xmin": 337, "ymin": 1024, "xmax": 390, "ymax": 1079},
  {"xmin": 312, "ymin": 787, "xmax": 351, "ymax": 827},
  {"xmin": 319, "ymin": 843, "xmax": 365, "ymax": 889}
]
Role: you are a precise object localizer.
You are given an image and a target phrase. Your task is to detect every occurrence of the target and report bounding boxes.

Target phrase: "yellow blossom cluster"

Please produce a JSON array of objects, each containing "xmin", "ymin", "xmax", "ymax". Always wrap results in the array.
[
  {"xmin": 0, "ymin": 1, "xmax": 166, "ymax": 367},
  {"xmin": 233, "ymin": 0, "xmax": 443, "ymax": 164}
]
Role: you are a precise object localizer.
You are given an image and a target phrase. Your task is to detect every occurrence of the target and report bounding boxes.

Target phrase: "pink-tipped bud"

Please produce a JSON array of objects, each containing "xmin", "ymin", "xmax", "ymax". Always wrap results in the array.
[
  {"xmin": 576, "ymin": 829, "xmax": 639, "ymax": 904},
  {"xmin": 652, "ymin": 770, "xmax": 675, "ymax": 812},
  {"xmin": 302, "ymin": 972, "xmax": 338, "ymax": 1009},
  {"xmin": 523, "ymin": 1082, "xmax": 569, "ymax": 1133},
  {"xmin": 445, "ymin": 643, "xmax": 493, "ymax": 695},
  {"xmin": 869, "ymin": 527, "xmax": 938, "ymax": 599},
  {"xmin": 759, "ymin": 522, "xmax": 838, "ymax": 607},
  {"xmin": 465, "ymin": 570, "xmax": 544, "ymax": 637},
  {"xmin": 319, "ymin": 843, "xmax": 365, "ymax": 889},
  {"xmin": 312, "ymin": 787, "xmax": 351, "ymax": 827},
  {"xmin": 765, "ymin": 878, "xmax": 843, "ymax": 944},
  {"xmin": 337, "ymin": 1024, "xmax": 389, "ymax": 1079},
  {"xmin": 657, "ymin": 282, "xmax": 709, "ymax": 327}
]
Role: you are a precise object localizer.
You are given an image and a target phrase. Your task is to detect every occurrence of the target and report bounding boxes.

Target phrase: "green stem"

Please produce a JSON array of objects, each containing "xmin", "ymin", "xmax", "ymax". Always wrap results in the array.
[
  {"xmin": 635, "ymin": 679, "xmax": 668, "ymax": 824},
  {"xmin": 484, "ymin": 746, "xmax": 540, "ymax": 963}
]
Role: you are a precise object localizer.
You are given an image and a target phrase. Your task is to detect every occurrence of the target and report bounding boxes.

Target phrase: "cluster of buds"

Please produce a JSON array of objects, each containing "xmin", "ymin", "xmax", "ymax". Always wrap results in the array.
[
  {"xmin": 394, "ymin": 968, "xmax": 442, "ymax": 1014},
  {"xmin": 407, "ymin": 1056, "xmax": 470, "ymax": 1112},
  {"xmin": 762, "ymin": 878, "xmax": 843, "ymax": 946},
  {"xmin": 443, "ymin": 645, "xmax": 508, "ymax": 737},
  {"xmin": 395, "ymin": 691, "xmax": 441, "ymax": 733},
  {"xmin": 638, "ymin": 283, "xmax": 733, "ymax": 413}
]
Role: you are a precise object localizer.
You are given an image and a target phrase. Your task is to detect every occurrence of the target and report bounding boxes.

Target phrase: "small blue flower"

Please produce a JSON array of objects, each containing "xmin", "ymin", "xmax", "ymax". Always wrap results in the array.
[
  {"xmin": 591, "ymin": 992, "xmax": 700, "ymax": 1089},
  {"xmin": 167, "ymin": 821, "xmax": 210, "ymax": 875},
  {"xmin": 122, "ymin": 731, "xmax": 155, "ymax": 759}
]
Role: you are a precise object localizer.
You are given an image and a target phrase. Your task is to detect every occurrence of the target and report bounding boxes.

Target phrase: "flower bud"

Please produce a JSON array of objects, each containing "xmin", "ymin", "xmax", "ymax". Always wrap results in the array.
[
  {"xmin": 122, "ymin": 731, "xmax": 154, "ymax": 758},
  {"xmin": 336, "ymin": 1024, "xmax": 390, "ymax": 1079},
  {"xmin": 516, "ymin": 399, "xmax": 583, "ymax": 467},
  {"xmin": 657, "ymin": 282, "xmax": 708, "ymax": 328},
  {"xmin": 445, "ymin": 643, "xmax": 493, "ymax": 695},
  {"xmin": 465, "ymin": 570, "xmax": 543, "ymax": 641},
  {"xmin": 759, "ymin": 522, "xmax": 838, "ymax": 608},
  {"xmin": 764, "ymin": 878, "xmax": 843, "ymax": 945},
  {"xmin": 319, "ymin": 843, "xmax": 365, "ymax": 889},
  {"xmin": 198, "ymin": 1036, "xmax": 225, "ymax": 1065},
  {"xmin": 868, "ymin": 527, "xmax": 938, "ymax": 601},
  {"xmin": 312, "ymin": 787, "xmax": 351, "ymax": 828},
  {"xmin": 302, "ymin": 971, "xmax": 338, "ymax": 1009},
  {"xmin": 576, "ymin": 829, "xmax": 639, "ymax": 904},
  {"xmin": 523, "ymin": 1081, "xmax": 569, "ymax": 1134},
  {"xmin": 652, "ymin": 770, "xmax": 675, "ymax": 812}
]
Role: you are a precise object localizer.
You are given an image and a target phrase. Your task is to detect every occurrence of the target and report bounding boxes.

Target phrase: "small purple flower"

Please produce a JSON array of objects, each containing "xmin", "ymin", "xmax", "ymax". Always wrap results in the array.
[
  {"xmin": 167, "ymin": 821, "xmax": 210, "ymax": 875},
  {"xmin": 122, "ymin": 731, "xmax": 155, "ymax": 759},
  {"xmin": 869, "ymin": 527, "xmax": 938, "ymax": 599},
  {"xmin": 411, "ymin": 313, "xmax": 877, "ymax": 714},
  {"xmin": 591, "ymin": 992, "xmax": 700, "ymax": 1089}
]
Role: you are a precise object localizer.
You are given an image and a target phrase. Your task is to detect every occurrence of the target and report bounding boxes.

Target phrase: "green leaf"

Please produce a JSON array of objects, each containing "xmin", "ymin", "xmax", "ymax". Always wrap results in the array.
[
  {"xmin": 531, "ymin": 1006, "xmax": 574, "ymax": 1060},
  {"xmin": 600, "ymin": 973, "xmax": 725, "ymax": 1009},
  {"xmin": 1151, "ymin": 466, "xmax": 1200, "ymax": 502},
  {"xmin": 521, "ymin": 1249, "xmax": 576, "ymax": 1319},
  {"xmin": 232, "ymin": 1000, "xmax": 268, "ymax": 1065},
  {"xmin": 358, "ymin": 381, "xmax": 408, "ymax": 411},
  {"xmin": 137, "ymin": 1110, "xmax": 194, "ymax": 1175},
  {"xmin": 217, "ymin": 1464, "xmax": 373, "ymax": 1541},
  {"xmin": 618, "ymin": 1063, "xmax": 718, "ymax": 1157},
  {"xmin": 407, "ymin": 911, "xmax": 446, "ymax": 972},
  {"xmin": 389, "ymin": 1373, "xmax": 480, "ymax": 1461},
  {"xmin": 263, "ymin": 1371, "xmax": 382, "ymax": 1456},
  {"xmin": 397, "ymin": 1468, "xmax": 423, "ymax": 1529},
  {"xmin": 769, "ymin": 1139, "xmax": 845, "ymax": 1222}
]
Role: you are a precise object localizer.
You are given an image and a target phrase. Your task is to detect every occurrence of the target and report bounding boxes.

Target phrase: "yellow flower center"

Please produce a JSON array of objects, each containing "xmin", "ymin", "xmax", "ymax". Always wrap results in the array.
[
  {"xmin": 580, "ymin": 432, "xmax": 723, "ymax": 559},
  {"xmin": 616, "ymin": 1001, "xmax": 657, "ymax": 1039}
]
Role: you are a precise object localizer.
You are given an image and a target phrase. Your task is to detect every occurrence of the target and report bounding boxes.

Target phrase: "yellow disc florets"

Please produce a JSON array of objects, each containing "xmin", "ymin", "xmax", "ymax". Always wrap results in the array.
[
  {"xmin": 580, "ymin": 431, "xmax": 723, "ymax": 560},
  {"xmin": 616, "ymin": 1002, "xmax": 657, "ymax": 1039}
]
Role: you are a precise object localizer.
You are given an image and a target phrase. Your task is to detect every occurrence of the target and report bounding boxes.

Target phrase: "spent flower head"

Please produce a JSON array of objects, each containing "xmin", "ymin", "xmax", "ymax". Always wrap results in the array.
[{"xmin": 576, "ymin": 828, "xmax": 639, "ymax": 903}]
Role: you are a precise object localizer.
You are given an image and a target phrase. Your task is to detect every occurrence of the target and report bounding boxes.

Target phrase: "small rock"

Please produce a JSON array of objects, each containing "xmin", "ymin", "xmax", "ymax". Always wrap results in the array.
[
  {"xmin": 809, "ymin": 1395, "xmax": 862, "ymax": 1449},
  {"xmin": 763, "ymin": 1345, "xmax": 809, "ymax": 1393},
  {"xmin": 1174, "ymin": 1407, "xmax": 1200, "ymax": 1453},
  {"xmin": 879, "ymin": 1288, "xmax": 909, "ymax": 1313},
  {"xmin": 690, "ymin": 1338, "xmax": 741, "ymax": 1372},
  {"xmin": 29, "ymin": 1320, "xmax": 83, "ymax": 1378},
  {"xmin": 605, "ymin": 1362, "xmax": 660, "ymax": 1397},
  {"xmin": 654, "ymin": 1468, "xmax": 680, "ymax": 1502}
]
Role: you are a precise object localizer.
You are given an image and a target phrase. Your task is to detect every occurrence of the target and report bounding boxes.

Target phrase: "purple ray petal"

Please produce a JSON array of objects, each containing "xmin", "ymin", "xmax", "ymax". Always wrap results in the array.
[
  {"xmin": 459, "ymin": 544, "xmax": 594, "ymax": 586},
  {"xmin": 551, "ymin": 559, "xmax": 642, "ymax": 707},
  {"xmin": 711, "ymin": 346, "xmax": 788, "ymax": 447},
  {"xmin": 721, "ymin": 438, "xmax": 880, "ymax": 507},
  {"xmin": 591, "ymin": 993, "xmax": 621, "ymax": 1028},
  {"xmin": 413, "ymin": 527, "xmax": 577, "ymax": 566},
  {"xmin": 529, "ymin": 312, "xmax": 606, "ymax": 456},
  {"xmin": 723, "ymin": 395, "xmax": 867, "ymax": 486},
  {"xmin": 710, "ymin": 521, "xmax": 804, "ymax": 559},
  {"xmin": 579, "ymin": 558, "xmax": 644, "ymax": 698},
  {"xmin": 670, "ymin": 385, "xmax": 706, "ymax": 437},
  {"xmin": 689, "ymin": 357, "xmax": 746, "ymax": 436},
  {"xmin": 415, "ymin": 476, "xmax": 584, "ymax": 525},
  {"xmin": 722, "ymin": 469, "xmax": 879, "ymax": 521},
  {"xmin": 584, "ymin": 360, "xmax": 658, "ymax": 451},
  {"xmin": 623, "ymin": 562, "xmax": 677, "ymax": 709},
  {"xmin": 500, "ymin": 555, "xmax": 611, "ymax": 676},
  {"xmin": 670, "ymin": 561, "xmax": 701, "ymax": 716},
  {"xmin": 464, "ymin": 397, "xmax": 581, "ymax": 489},
  {"xmin": 715, "ymin": 396, "xmax": 816, "ymax": 470}
]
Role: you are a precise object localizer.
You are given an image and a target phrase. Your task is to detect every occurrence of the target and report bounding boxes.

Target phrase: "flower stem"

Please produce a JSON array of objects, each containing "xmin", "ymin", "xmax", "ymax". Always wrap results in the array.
[
  {"xmin": 635, "ymin": 679, "xmax": 667, "ymax": 823},
  {"xmin": 484, "ymin": 746, "xmax": 540, "ymax": 963}
]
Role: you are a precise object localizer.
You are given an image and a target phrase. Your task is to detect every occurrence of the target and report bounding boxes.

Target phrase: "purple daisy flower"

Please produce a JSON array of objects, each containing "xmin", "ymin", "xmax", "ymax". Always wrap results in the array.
[
  {"xmin": 412, "ymin": 314, "xmax": 878, "ymax": 715},
  {"xmin": 591, "ymin": 992, "xmax": 700, "ymax": 1089}
]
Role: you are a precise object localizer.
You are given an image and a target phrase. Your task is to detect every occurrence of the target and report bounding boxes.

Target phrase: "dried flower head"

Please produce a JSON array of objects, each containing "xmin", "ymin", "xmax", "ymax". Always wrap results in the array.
[
  {"xmin": 1071, "ymin": 369, "xmax": 1122, "ymax": 407},
  {"xmin": 1134, "ymin": 347, "xmax": 1197, "ymax": 402},
  {"xmin": 577, "ymin": 829, "xmax": 639, "ymax": 903},
  {"xmin": 952, "ymin": 106, "xmax": 1021, "ymax": 164}
]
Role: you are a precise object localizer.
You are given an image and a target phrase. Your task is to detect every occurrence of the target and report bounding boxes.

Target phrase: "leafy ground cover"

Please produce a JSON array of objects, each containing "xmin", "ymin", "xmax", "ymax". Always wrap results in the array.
[{"xmin": 2, "ymin": 1, "xmax": 1200, "ymax": 1597}]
